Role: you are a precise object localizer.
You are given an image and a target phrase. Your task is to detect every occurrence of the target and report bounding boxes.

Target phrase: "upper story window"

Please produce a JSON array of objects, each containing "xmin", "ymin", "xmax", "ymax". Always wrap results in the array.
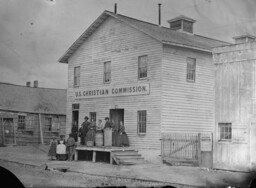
[
  {"xmin": 186, "ymin": 57, "xmax": 196, "ymax": 82},
  {"xmin": 138, "ymin": 55, "xmax": 148, "ymax": 79},
  {"xmin": 137, "ymin": 110, "xmax": 147, "ymax": 134},
  {"xmin": 219, "ymin": 123, "xmax": 232, "ymax": 142},
  {"xmin": 18, "ymin": 115, "xmax": 26, "ymax": 129},
  {"xmin": 104, "ymin": 61, "xmax": 111, "ymax": 83},
  {"xmin": 74, "ymin": 66, "xmax": 80, "ymax": 87}
]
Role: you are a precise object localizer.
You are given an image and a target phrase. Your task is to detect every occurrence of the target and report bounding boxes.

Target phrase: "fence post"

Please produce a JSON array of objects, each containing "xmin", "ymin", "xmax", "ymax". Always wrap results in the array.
[{"xmin": 198, "ymin": 133, "xmax": 202, "ymax": 167}]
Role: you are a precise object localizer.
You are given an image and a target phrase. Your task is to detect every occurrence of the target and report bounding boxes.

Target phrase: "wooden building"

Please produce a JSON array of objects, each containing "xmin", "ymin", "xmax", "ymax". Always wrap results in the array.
[
  {"xmin": 213, "ymin": 36, "xmax": 256, "ymax": 171},
  {"xmin": 59, "ymin": 11, "xmax": 229, "ymax": 162},
  {"xmin": 0, "ymin": 82, "xmax": 66, "ymax": 146}
]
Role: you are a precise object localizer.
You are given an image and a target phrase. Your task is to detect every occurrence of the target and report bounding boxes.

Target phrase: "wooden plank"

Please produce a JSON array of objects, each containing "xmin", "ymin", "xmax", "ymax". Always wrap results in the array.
[
  {"xmin": 92, "ymin": 151, "xmax": 96, "ymax": 163},
  {"xmin": 39, "ymin": 114, "xmax": 44, "ymax": 145}
]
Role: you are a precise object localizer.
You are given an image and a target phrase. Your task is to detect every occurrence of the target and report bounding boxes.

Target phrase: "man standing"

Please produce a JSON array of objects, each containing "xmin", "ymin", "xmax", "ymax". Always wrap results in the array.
[
  {"xmin": 66, "ymin": 133, "xmax": 76, "ymax": 161},
  {"xmin": 79, "ymin": 116, "xmax": 90, "ymax": 145}
]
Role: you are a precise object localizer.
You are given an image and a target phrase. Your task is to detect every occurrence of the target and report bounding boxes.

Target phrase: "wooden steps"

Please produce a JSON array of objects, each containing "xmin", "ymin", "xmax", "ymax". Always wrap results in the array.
[{"xmin": 111, "ymin": 150, "xmax": 146, "ymax": 165}]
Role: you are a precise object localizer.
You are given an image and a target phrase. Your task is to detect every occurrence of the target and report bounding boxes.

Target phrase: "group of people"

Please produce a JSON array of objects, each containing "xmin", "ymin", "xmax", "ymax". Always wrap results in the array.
[
  {"xmin": 48, "ymin": 116, "xmax": 129, "ymax": 161},
  {"xmin": 78, "ymin": 116, "xmax": 129, "ymax": 147},
  {"xmin": 48, "ymin": 134, "xmax": 76, "ymax": 161}
]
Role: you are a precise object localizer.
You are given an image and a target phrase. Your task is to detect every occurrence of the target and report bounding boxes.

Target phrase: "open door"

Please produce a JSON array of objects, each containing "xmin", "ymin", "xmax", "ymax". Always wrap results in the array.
[
  {"xmin": 72, "ymin": 104, "xmax": 79, "ymax": 142},
  {"xmin": 3, "ymin": 118, "xmax": 15, "ymax": 145},
  {"xmin": 109, "ymin": 109, "xmax": 124, "ymax": 127}
]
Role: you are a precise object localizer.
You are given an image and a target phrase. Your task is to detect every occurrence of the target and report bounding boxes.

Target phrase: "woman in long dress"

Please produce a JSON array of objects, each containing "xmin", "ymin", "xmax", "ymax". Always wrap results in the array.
[
  {"xmin": 111, "ymin": 120, "xmax": 119, "ymax": 147},
  {"xmin": 118, "ymin": 121, "xmax": 129, "ymax": 147},
  {"xmin": 48, "ymin": 136, "xmax": 57, "ymax": 160},
  {"xmin": 86, "ymin": 119, "xmax": 96, "ymax": 146}
]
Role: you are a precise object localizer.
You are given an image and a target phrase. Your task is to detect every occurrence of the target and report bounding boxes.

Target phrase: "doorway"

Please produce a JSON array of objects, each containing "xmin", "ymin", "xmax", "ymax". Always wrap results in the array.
[
  {"xmin": 72, "ymin": 104, "xmax": 79, "ymax": 142},
  {"xmin": 2, "ymin": 118, "xmax": 15, "ymax": 145},
  {"xmin": 109, "ymin": 109, "xmax": 124, "ymax": 127}
]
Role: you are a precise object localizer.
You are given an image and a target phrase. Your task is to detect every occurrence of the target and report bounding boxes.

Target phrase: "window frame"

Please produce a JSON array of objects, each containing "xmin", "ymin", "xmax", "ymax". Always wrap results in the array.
[
  {"xmin": 103, "ymin": 61, "xmax": 111, "ymax": 84},
  {"xmin": 218, "ymin": 122, "xmax": 232, "ymax": 142},
  {"xmin": 74, "ymin": 66, "xmax": 80, "ymax": 87},
  {"xmin": 137, "ymin": 110, "xmax": 147, "ymax": 134},
  {"xmin": 186, "ymin": 57, "xmax": 196, "ymax": 82},
  {"xmin": 138, "ymin": 55, "xmax": 148, "ymax": 80},
  {"xmin": 18, "ymin": 115, "xmax": 26, "ymax": 130},
  {"xmin": 90, "ymin": 112, "xmax": 97, "ymax": 122},
  {"xmin": 45, "ymin": 117, "xmax": 52, "ymax": 131}
]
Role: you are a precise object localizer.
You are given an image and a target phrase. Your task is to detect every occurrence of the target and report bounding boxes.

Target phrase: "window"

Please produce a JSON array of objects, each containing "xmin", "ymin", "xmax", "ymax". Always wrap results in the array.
[
  {"xmin": 45, "ymin": 117, "xmax": 52, "ymax": 131},
  {"xmin": 18, "ymin": 115, "xmax": 26, "ymax": 129},
  {"xmin": 138, "ymin": 55, "xmax": 148, "ymax": 79},
  {"xmin": 170, "ymin": 20, "xmax": 182, "ymax": 30},
  {"xmin": 186, "ymin": 57, "xmax": 196, "ymax": 82},
  {"xmin": 137, "ymin": 111, "xmax": 146, "ymax": 134},
  {"xmin": 219, "ymin": 123, "xmax": 232, "ymax": 141},
  {"xmin": 74, "ymin": 66, "xmax": 80, "ymax": 87},
  {"xmin": 104, "ymin": 61, "xmax": 111, "ymax": 83},
  {"xmin": 90, "ymin": 112, "xmax": 96, "ymax": 122},
  {"xmin": 72, "ymin": 104, "xmax": 79, "ymax": 111}
]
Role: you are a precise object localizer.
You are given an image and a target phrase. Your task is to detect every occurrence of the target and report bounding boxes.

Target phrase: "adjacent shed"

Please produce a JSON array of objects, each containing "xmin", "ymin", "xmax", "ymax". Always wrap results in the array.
[{"xmin": 0, "ymin": 82, "xmax": 67, "ymax": 145}]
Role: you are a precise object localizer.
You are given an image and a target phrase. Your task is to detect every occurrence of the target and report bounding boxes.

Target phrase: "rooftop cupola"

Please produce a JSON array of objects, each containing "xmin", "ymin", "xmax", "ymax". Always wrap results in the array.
[
  {"xmin": 167, "ymin": 15, "xmax": 196, "ymax": 34},
  {"xmin": 233, "ymin": 34, "xmax": 256, "ymax": 44}
]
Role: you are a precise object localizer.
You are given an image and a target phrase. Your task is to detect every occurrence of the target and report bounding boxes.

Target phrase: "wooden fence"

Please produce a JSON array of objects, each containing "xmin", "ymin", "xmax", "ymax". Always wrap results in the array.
[{"xmin": 161, "ymin": 133, "xmax": 201, "ymax": 166}]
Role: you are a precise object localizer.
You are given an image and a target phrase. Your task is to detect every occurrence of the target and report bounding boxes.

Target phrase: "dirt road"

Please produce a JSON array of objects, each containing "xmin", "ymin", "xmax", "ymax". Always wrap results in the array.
[{"xmin": 0, "ymin": 161, "xmax": 173, "ymax": 188}]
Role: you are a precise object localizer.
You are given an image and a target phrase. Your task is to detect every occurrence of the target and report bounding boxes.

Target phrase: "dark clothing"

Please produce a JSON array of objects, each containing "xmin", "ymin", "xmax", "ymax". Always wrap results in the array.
[
  {"xmin": 104, "ymin": 121, "xmax": 112, "ymax": 129},
  {"xmin": 79, "ymin": 121, "xmax": 90, "ymax": 145},
  {"xmin": 48, "ymin": 140, "xmax": 57, "ymax": 157},
  {"xmin": 71, "ymin": 124, "xmax": 78, "ymax": 142},
  {"xmin": 112, "ymin": 123, "xmax": 120, "ymax": 147},
  {"xmin": 86, "ymin": 122, "xmax": 96, "ymax": 146},
  {"xmin": 117, "ymin": 126, "xmax": 129, "ymax": 147},
  {"xmin": 66, "ymin": 137, "xmax": 76, "ymax": 161}
]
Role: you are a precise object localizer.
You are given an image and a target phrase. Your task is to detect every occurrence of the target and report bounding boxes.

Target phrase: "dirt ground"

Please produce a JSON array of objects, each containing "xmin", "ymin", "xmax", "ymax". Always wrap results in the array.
[{"xmin": 0, "ymin": 160, "xmax": 172, "ymax": 188}]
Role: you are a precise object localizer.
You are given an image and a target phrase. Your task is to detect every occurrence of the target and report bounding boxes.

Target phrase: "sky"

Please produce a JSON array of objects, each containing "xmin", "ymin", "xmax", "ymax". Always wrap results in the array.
[{"xmin": 0, "ymin": 0, "xmax": 256, "ymax": 89}]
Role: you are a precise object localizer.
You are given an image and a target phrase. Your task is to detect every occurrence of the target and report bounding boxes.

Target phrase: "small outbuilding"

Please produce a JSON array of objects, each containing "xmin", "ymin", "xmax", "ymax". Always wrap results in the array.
[{"xmin": 0, "ymin": 82, "xmax": 67, "ymax": 146}]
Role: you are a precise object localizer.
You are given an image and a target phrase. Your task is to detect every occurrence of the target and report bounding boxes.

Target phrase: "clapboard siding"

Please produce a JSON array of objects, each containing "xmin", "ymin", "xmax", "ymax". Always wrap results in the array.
[
  {"xmin": 161, "ymin": 45, "xmax": 214, "ymax": 133},
  {"xmin": 67, "ymin": 17, "xmax": 162, "ymax": 150},
  {"xmin": 0, "ymin": 111, "xmax": 65, "ymax": 145}
]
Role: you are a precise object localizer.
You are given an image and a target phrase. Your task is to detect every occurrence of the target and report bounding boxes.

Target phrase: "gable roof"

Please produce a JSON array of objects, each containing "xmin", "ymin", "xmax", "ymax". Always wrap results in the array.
[
  {"xmin": 0, "ymin": 82, "xmax": 67, "ymax": 115},
  {"xmin": 59, "ymin": 10, "xmax": 230, "ymax": 63}
]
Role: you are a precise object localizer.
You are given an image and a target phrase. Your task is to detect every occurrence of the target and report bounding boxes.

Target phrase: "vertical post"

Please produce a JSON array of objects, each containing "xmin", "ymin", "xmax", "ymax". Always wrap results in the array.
[
  {"xmin": 92, "ymin": 151, "xmax": 96, "ymax": 163},
  {"xmin": 13, "ymin": 117, "xmax": 16, "ymax": 145},
  {"xmin": 75, "ymin": 149, "xmax": 78, "ymax": 161},
  {"xmin": 39, "ymin": 114, "xmax": 44, "ymax": 144},
  {"xmin": 114, "ymin": 3, "xmax": 117, "ymax": 14},
  {"xmin": 158, "ymin": 3, "xmax": 161, "ymax": 26},
  {"xmin": 110, "ymin": 152, "xmax": 113, "ymax": 164},
  {"xmin": 1, "ymin": 118, "xmax": 4, "ymax": 146},
  {"xmin": 198, "ymin": 133, "xmax": 202, "ymax": 167}
]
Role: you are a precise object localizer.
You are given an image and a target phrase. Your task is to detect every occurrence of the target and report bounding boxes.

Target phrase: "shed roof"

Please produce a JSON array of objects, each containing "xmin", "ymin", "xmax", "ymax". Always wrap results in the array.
[
  {"xmin": 59, "ymin": 10, "xmax": 230, "ymax": 63},
  {"xmin": 0, "ymin": 82, "xmax": 67, "ymax": 115}
]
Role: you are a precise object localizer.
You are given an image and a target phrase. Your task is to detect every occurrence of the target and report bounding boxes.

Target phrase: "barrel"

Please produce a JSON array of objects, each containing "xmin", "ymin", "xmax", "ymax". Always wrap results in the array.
[
  {"xmin": 95, "ymin": 132, "xmax": 103, "ymax": 146},
  {"xmin": 104, "ymin": 128, "xmax": 112, "ymax": 146}
]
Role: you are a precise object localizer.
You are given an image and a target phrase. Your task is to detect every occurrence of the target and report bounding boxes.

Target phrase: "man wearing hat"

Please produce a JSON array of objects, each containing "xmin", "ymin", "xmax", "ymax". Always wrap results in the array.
[{"xmin": 79, "ymin": 116, "xmax": 90, "ymax": 145}]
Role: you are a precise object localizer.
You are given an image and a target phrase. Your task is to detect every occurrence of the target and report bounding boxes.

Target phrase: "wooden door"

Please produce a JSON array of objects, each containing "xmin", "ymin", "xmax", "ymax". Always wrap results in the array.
[{"xmin": 3, "ymin": 118, "xmax": 15, "ymax": 145}]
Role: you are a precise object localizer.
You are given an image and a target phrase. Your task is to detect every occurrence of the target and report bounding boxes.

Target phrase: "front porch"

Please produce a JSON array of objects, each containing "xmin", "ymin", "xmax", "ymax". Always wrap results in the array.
[{"xmin": 75, "ymin": 145, "xmax": 145, "ymax": 165}]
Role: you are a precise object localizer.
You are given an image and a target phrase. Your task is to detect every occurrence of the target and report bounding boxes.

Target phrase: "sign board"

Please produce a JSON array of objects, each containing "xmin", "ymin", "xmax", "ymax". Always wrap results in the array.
[
  {"xmin": 201, "ymin": 133, "xmax": 212, "ymax": 151},
  {"xmin": 74, "ymin": 83, "xmax": 150, "ymax": 99}
]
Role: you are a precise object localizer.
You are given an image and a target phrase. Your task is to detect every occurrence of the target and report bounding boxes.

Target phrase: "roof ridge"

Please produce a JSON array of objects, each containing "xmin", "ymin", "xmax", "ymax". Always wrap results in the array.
[
  {"xmin": 107, "ymin": 11, "xmax": 159, "ymax": 27},
  {"xmin": 194, "ymin": 34, "xmax": 231, "ymax": 44},
  {"xmin": 0, "ymin": 82, "xmax": 67, "ymax": 90}
]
